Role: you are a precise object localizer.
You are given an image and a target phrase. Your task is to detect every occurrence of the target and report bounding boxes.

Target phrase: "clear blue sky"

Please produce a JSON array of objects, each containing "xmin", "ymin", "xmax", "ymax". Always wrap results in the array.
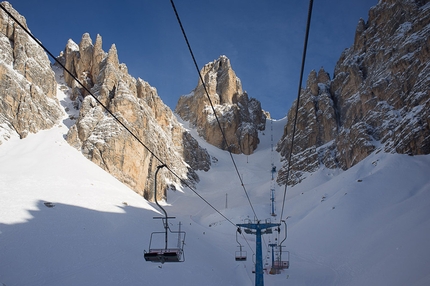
[{"xmin": 9, "ymin": 0, "xmax": 376, "ymax": 119}]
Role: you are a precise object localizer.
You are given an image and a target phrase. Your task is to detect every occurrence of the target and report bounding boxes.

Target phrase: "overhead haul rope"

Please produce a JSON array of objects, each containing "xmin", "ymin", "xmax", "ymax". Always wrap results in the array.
[
  {"xmin": 270, "ymin": 119, "xmax": 276, "ymax": 217},
  {"xmin": 0, "ymin": 3, "xmax": 238, "ymax": 229},
  {"xmin": 170, "ymin": 0, "xmax": 259, "ymax": 221},
  {"xmin": 279, "ymin": 0, "xmax": 314, "ymax": 222}
]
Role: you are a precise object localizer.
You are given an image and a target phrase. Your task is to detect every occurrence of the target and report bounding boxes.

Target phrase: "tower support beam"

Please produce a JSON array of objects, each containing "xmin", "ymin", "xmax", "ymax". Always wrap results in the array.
[{"xmin": 237, "ymin": 221, "xmax": 280, "ymax": 286}]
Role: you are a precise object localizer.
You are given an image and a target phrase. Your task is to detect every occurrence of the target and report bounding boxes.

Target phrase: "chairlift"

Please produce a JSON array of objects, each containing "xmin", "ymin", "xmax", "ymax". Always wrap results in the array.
[
  {"xmin": 273, "ymin": 220, "xmax": 289, "ymax": 269},
  {"xmin": 235, "ymin": 227, "xmax": 247, "ymax": 261},
  {"xmin": 144, "ymin": 165, "xmax": 186, "ymax": 263},
  {"xmin": 274, "ymin": 250, "xmax": 290, "ymax": 269},
  {"xmin": 144, "ymin": 219, "xmax": 186, "ymax": 263}
]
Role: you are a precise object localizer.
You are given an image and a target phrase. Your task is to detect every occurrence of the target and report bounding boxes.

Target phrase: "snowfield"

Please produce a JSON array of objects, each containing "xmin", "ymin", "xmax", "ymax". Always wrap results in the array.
[{"xmin": 1, "ymin": 74, "xmax": 430, "ymax": 285}]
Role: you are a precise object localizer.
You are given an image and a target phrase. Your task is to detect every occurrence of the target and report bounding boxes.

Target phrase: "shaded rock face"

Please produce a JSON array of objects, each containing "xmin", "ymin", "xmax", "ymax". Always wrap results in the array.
[
  {"xmin": 62, "ymin": 33, "xmax": 210, "ymax": 201},
  {"xmin": 0, "ymin": 2, "xmax": 62, "ymax": 144},
  {"xmin": 175, "ymin": 56, "xmax": 266, "ymax": 155},
  {"xmin": 277, "ymin": 69, "xmax": 341, "ymax": 185},
  {"xmin": 277, "ymin": 0, "xmax": 430, "ymax": 185}
]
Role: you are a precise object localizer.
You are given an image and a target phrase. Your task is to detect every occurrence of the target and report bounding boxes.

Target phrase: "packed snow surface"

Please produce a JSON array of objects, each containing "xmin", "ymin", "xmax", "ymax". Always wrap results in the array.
[{"xmin": 1, "ymin": 75, "xmax": 430, "ymax": 285}]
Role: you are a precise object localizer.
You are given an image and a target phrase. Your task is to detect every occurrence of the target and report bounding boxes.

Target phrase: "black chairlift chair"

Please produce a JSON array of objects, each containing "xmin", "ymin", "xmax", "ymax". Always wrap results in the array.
[
  {"xmin": 144, "ymin": 165, "xmax": 186, "ymax": 264},
  {"xmin": 274, "ymin": 250, "xmax": 290, "ymax": 269},
  {"xmin": 144, "ymin": 228, "xmax": 185, "ymax": 263},
  {"xmin": 235, "ymin": 227, "xmax": 247, "ymax": 261},
  {"xmin": 273, "ymin": 220, "xmax": 289, "ymax": 269}
]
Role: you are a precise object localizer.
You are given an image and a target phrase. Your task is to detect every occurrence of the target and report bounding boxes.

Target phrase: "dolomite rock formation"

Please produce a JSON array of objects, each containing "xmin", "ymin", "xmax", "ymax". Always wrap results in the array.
[
  {"xmin": 277, "ymin": 0, "xmax": 430, "ymax": 185},
  {"xmin": 277, "ymin": 68, "xmax": 339, "ymax": 183},
  {"xmin": 175, "ymin": 56, "xmax": 266, "ymax": 155},
  {"xmin": 62, "ymin": 33, "xmax": 210, "ymax": 200},
  {"xmin": 0, "ymin": 2, "xmax": 61, "ymax": 144}
]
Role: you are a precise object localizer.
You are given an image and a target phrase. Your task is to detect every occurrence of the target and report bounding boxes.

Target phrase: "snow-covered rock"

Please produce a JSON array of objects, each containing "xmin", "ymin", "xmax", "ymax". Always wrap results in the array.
[{"xmin": 277, "ymin": 0, "xmax": 430, "ymax": 185}]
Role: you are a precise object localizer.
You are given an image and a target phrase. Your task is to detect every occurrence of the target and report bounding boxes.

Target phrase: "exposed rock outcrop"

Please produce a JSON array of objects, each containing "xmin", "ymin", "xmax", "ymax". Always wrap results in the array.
[
  {"xmin": 62, "ymin": 33, "xmax": 210, "ymax": 200},
  {"xmin": 175, "ymin": 56, "xmax": 266, "ymax": 155},
  {"xmin": 277, "ymin": 68, "xmax": 339, "ymax": 183},
  {"xmin": 277, "ymin": 0, "xmax": 430, "ymax": 185},
  {"xmin": 0, "ymin": 2, "xmax": 62, "ymax": 144}
]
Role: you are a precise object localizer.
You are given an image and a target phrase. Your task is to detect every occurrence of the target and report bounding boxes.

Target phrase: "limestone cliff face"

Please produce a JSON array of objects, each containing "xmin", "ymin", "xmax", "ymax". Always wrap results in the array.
[
  {"xmin": 175, "ymin": 56, "xmax": 266, "ymax": 155},
  {"xmin": 62, "ymin": 33, "xmax": 210, "ymax": 200},
  {"xmin": 0, "ymin": 2, "xmax": 62, "ymax": 144},
  {"xmin": 277, "ymin": 68, "xmax": 339, "ymax": 184},
  {"xmin": 277, "ymin": 0, "xmax": 430, "ymax": 185}
]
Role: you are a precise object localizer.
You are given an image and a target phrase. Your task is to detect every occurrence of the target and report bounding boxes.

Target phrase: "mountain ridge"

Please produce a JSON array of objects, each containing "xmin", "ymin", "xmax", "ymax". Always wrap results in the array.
[
  {"xmin": 0, "ymin": 0, "xmax": 429, "ymax": 200},
  {"xmin": 276, "ymin": 0, "xmax": 430, "ymax": 185},
  {"xmin": 58, "ymin": 33, "xmax": 211, "ymax": 201}
]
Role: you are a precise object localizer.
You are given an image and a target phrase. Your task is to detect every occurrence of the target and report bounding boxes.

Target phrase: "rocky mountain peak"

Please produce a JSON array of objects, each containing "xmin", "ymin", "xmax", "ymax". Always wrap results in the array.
[
  {"xmin": 0, "ymin": 1, "xmax": 213, "ymax": 202},
  {"xmin": 0, "ymin": 1, "xmax": 62, "ymax": 143},
  {"xmin": 307, "ymin": 68, "xmax": 331, "ymax": 96},
  {"xmin": 61, "ymin": 33, "xmax": 211, "ymax": 200},
  {"xmin": 175, "ymin": 55, "xmax": 266, "ymax": 155},
  {"xmin": 197, "ymin": 55, "xmax": 242, "ymax": 105},
  {"xmin": 277, "ymin": 0, "xmax": 429, "ymax": 186},
  {"xmin": 106, "ymin": 44, "xmax": 119, "ymax": 67}
]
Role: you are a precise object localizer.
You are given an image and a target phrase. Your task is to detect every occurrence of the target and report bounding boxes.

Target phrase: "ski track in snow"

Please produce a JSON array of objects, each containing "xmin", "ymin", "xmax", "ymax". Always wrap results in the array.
[{"xmin": 1, "ymin": 68, "xmax": 430, "ymax": 285}]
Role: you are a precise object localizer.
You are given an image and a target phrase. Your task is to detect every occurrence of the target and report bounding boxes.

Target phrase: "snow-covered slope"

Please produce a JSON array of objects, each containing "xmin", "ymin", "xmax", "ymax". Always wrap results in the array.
[{"xmin": 1, "ymin": 73, "xmax": 430, "ymax": 286}]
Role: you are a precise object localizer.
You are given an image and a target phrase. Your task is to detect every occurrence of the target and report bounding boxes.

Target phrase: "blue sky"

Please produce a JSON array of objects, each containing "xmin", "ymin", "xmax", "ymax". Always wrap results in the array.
[{"xmin": 9, "ymin": 0, "xmax": 376, "ymax": 119}]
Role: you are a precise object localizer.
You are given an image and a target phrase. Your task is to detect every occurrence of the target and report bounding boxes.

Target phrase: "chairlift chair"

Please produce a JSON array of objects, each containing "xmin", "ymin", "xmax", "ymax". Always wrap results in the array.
[
  {"xmin": 273, "ymin": 250, "xmax": 290, "ymax": 269},
  {"xmin": 273, "ymin": 220, "xmax": 290, "ymax": 269},
  {"xmin": 144, "ymin": 223, "xmax": 186, "ymax": 263},
  {"xmin": 235, "ymin": 249, "xmax": 247, "ymax": 261},
  {"xmin": 144, "ymin": 165, "xmax": 186, "ymax": 263},
  {"xmin": 235, "ymin": 227, "xmax": 247, "ymax": 261}
]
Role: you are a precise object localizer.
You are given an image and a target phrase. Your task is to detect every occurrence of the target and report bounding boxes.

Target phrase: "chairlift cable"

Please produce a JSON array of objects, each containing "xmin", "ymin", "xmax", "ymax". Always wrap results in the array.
[
  {"xmin": 279, "ymin": 0, "xmax": 314, "ymax": 222},
  {"xmin": 170, "ymin": 0, "xmax": 259, "ymax": 221},
  {"xmin": 0, "ymin": 5, "xmax": 163, "ymax": 164},
  {"xmin": 242, "ymin": 233, "xmax": 255, "ymax": 256},
  {"xmin": 270, "ymin": 119, "xmax": 277, "ymax": 217},
  {"xmin": 0, "ymin": 3, "xmax": 238, "ymax": 229}
]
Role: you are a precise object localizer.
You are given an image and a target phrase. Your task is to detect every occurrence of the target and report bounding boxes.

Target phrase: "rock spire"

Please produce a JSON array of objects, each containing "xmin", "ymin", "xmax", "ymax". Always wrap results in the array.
[
  {"xmin": 175, "ymin": 55, "xmax": 266, "ymax": 155},
  {"xmin": 61, "ymin": 33, "xmax": 210, "ymax": 200}
]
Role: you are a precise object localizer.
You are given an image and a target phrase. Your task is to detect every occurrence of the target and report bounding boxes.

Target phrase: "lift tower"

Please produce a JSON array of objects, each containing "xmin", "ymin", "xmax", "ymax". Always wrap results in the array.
[{"xmin": 237, "ymin": 220, "xmax": 281, "ymax": 286}]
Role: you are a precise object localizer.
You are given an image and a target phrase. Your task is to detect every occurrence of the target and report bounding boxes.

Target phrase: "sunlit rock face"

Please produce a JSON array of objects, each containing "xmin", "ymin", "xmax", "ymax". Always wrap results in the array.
[
  {"xmin": 175, "ymin": 55, "xmax": 267, "ymax": 155},
  {"xmin": 62, "ymin": 33, "xmax": 210, "ymax": 201},
  {"xmin": 0, "ymin": 2, "xmax": 62, "ymax": 144}
]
